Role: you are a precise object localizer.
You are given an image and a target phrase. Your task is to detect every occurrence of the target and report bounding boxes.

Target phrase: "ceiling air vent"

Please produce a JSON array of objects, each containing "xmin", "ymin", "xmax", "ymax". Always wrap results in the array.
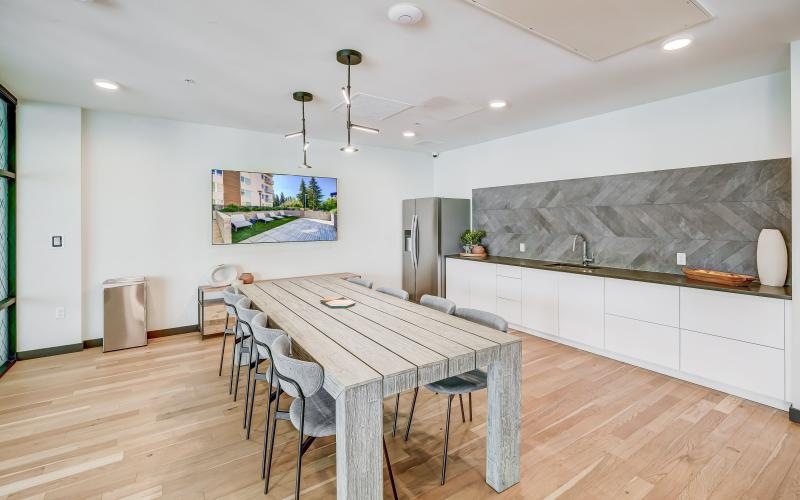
[
  {"xmin": 464, "ymin": 0, "xmax": 713, "ymax": 61},
  {"xmin": 330, "ymin": 93, "xmax": 413, "ymax": 121}
]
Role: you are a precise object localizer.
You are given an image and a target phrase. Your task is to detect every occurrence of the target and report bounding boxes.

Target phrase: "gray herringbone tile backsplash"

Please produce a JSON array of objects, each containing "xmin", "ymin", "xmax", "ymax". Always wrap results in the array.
[{"xmin": 472, "ymin": 158, "xmax": 791, "ymax": 277}]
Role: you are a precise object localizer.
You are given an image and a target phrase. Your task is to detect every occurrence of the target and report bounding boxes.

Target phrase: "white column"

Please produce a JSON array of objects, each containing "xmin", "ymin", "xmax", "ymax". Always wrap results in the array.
[{"xmin": 790, "ymin": 41, "xmax": 800, "ymax": 413}]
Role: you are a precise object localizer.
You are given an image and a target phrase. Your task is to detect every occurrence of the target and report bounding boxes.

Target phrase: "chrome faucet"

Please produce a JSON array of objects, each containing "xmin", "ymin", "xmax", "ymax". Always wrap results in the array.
[{"xmin": 572, "ymin": 233, "xmax": 594, "ymax": 267}]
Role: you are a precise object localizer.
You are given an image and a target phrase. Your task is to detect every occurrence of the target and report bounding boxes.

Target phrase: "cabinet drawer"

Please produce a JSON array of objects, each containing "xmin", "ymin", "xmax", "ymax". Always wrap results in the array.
[
  {"xmin": 680, "ymin": 329, "xmax": 784, "ymax": 400},
  {"xmin": 496, "ymin": 264, "xmax": 521, "ymax": 279},
  {"xmin": 496, "ymin": 275, "xmax": 521, "ymax": 301},
  {"xmin": 497, "ymin": 298, "xmax": 521, "ymax": 326},
  {"xmin": 605, "ymin": 278, "xmax": 678, "ymax": 327},
  {"xmin": 680, "ymin": 288, "xmax": 784, "ymax": 349},
  {"xmin": 605, "ymin": 315, "xmax": 679, "ymax": 370}
]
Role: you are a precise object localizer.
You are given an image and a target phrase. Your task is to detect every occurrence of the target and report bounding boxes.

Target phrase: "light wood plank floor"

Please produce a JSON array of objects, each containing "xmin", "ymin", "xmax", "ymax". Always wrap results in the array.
[{"xmin": 1, "ymin": 331, "xmax": 799, "ymax": 499}]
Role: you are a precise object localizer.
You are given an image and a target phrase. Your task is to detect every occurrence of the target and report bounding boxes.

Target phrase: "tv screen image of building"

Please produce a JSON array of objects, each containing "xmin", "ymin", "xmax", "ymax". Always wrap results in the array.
[{"xmin": 211, "ymin": 170, "xmax": 338, "ymax": 244}]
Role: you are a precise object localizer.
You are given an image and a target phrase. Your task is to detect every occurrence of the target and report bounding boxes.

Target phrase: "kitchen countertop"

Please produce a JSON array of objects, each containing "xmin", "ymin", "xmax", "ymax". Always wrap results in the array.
[{"xmin": 446, "ymin": 254, "xmax": 792, "ymax": 300}]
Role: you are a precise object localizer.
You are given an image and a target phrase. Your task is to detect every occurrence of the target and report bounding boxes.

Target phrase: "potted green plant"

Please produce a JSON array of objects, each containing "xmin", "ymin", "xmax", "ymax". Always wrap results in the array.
[{"xmin": 459, "ymin": 229, "xmax": 487, "ymax": 254}]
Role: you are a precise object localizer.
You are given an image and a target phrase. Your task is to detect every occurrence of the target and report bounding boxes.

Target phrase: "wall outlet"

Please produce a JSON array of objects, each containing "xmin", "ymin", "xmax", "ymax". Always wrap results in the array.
[
  {"xmin": 55, "ymin": 307, "xmax": 65, "ymax": 319},
  {"xmin": 519, "ymin": 243, "xmax": 526, "ymax": 252},
  {"xmin": 676, "ymin": 252, "xmax": 687, "ymax": 266}
]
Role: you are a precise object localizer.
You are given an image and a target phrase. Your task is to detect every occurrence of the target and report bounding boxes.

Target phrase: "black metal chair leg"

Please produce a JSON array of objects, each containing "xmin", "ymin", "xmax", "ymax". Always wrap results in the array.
[
  {"xmin": 243, "ymin": 346, "xmax": 254, "ymax": 428},
  {"xmin": 218, "ymin": 312, "xmax": 229, "ymax": 376},
  {"xmin": 228, "ymin": 320, "xmax": 239, "ymax": 394},
  {"xmin": 294, "ymin": 401, "xmax": 306, "ymax": 500},
  {"xmin": 246, "ymin": 355, "xmax": 259, "ymax": 438},
  {"xmin": 441, "ymin": 395, "xmax": 454, "ymax": 486},
  {"xmin": 264, "ymin": 389, "xmax": 281, "ymax": 494},
  {"xmin": 459, "ymin": 394, "xmax": 465, "ymax": 423},
  {"xmin": 404, "ymin": 387, "xmax": 419, "ymax": 442},
  {"xmin": 233, "ymin": 348, "xmax": 242, "ymax": 401},
  {"xmin": 383, "ymin": 438, "xmax": 399, "ymax": 500},
  {"xmin": 392, "ymin": 393, "xmax": 400, "ymax": 437},
  {"xmin": 260, "ymin": 386, "xmax": 274, "ymax": 479},
  {"xmin": 468, "ymin": 392, "xmax": 473, "ymax": 421}
]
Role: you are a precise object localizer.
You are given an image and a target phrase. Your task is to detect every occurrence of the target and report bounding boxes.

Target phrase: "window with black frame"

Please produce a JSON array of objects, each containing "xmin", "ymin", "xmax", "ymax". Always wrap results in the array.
[{"xmin": 0, "ymin": 84, "xmax": 16, "ymax": 377}]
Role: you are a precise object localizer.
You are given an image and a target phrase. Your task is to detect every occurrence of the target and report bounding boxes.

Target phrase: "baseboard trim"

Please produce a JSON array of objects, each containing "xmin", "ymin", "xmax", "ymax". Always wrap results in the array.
[
  {"xmin": 148, "ymin": 325, "xmax": 198, "ymax": 339},
  {"xmin": 791, "ymin": 406, "xmax": 800, "ymax": 424},
  {"xmin": 17, "ymin": 343, "xmax": 83, "ymax": 360},
  {"xmin": 83, "ymin": 338, "xmax": 103, "ymax": 349}
]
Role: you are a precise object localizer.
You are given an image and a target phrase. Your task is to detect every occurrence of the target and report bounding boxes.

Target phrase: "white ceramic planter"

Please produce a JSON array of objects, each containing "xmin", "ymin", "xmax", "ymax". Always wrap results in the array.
[{"xmin": 756, "ymin": 229, "xmax": 787, "ymax": 287}]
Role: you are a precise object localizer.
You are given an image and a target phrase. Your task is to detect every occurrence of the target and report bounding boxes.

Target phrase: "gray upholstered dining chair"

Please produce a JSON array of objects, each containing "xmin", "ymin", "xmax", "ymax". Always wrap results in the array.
[
  {"xmin": 345, "ymin": 276, "xmax": 373, "ymax": 289},
  {"xmin": 233, "ymin": 298, "xmax": 261, "ymax": 409},
  {"xmin": 376, "ymin": 285, "xmax": 412, "ymax": 436},
  {"xmin": 420, "ymin": 294, "xmax": 456, "ymax": 314},
  {"xmin": 376, "ymin": 286, "xmax": 410, "ymax": 301},
  {"xmin": 264, "ymin": 336, "xmax": 398, "ymax": 500},
  {"xmin": 241, "ymin": 313, "xmax": 287, "ymax": 479},
  {"xmin": 219, "ymin": 287, "xmax": 246, "ymax": 378},
  {"xmin": 404, "ymin": 306, "xmax": 508, "ymax": 485}
]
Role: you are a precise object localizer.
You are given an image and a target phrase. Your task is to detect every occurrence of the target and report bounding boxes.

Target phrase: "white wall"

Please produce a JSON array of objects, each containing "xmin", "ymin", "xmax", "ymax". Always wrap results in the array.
[
  {"xmin": 16, "ymin": 103, "xmax": 83, "ymax": 351},
  {"xmin": 434, "ymin": 72, "xmax": 791, "ymax": 198},
  {"xmin": 790, "ymin": 41, "xmax": 799, "ymax": 409},
  {"xmin": 81, "ymin": 111, "xmax": 433, "ymax": 338}
]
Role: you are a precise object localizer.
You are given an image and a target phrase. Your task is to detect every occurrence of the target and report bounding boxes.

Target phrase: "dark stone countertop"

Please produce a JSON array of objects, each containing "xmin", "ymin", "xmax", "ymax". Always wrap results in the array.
[{"xmin": 446, "ymin": 254, "xmax": 791, "ymax": 300}]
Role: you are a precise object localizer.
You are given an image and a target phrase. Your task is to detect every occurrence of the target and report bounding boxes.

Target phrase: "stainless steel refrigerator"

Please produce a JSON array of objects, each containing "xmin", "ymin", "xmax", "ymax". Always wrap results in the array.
[{"xmin": 403, "ymin": 198, "xmax": 470, "ymax": 302}]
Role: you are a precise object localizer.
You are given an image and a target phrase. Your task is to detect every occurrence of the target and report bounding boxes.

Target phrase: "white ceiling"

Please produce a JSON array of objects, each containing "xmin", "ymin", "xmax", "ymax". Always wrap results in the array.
[{"xmin": 0, "ymin": 0, "xmax": 798, "ymax": 153}]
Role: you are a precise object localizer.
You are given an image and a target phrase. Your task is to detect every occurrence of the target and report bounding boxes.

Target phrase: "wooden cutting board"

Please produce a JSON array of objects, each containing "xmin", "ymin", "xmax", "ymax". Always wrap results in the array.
[{"xmin": 682, "ymin": 267, "xmax": 756, "ymax": 287}]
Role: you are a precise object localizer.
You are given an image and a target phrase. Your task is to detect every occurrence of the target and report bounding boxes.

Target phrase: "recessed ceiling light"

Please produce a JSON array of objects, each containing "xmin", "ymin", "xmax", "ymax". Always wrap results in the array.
[
  {"xmin": 340, "ymin": 145, "xmax": 358, "ymax": 153},
  {"xmin": 662, "ymin": 36, "xmax": 693, "ymax": 51},
  {"xmin": 402, "ymin": 130, "xmax": 416, "ymax": 138},
  {"xmin": 93, "ymin": 79, "xmax": 120, "ymax": 91},
  {"xmin": 489, "ymin": 100, "xmax": 507, "ymax": 109}
]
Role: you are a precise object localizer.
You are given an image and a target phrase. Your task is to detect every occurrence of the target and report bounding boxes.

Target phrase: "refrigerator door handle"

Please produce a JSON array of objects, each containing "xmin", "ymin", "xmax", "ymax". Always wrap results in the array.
[{"xmin": 411, "ymin": 214, "xmax": 418, "ymax": 270}]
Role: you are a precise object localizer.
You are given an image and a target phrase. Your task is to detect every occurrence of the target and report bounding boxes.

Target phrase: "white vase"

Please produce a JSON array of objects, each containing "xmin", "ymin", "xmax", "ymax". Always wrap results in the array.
[{"xmin": 756, "ymin": 229, "xmax": 787, "ymax": 287}]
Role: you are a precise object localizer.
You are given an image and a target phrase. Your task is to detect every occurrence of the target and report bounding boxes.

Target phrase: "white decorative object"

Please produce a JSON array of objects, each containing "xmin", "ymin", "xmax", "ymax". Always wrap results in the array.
[
  {"xmin": 756, "ymin": 229, "xmax": 787, "ymax": 287},
  {"xmin": 208, "ymin": 264, "xmax": 238, "ymax": 287}
]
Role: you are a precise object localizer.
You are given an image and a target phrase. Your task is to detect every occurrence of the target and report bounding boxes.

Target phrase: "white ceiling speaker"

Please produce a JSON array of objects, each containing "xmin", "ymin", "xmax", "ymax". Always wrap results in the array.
[{"xmin": 388, "ymin": 3, "xmax": 423, "ymax": 25}]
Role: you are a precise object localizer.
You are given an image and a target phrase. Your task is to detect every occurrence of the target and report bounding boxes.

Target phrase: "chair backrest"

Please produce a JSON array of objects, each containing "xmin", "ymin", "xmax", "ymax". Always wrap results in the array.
[
  {"xmin": 455, "ymin": 307, "xmax": 508, "ymax": 333},
  {"xmin": 256, "ymin": 212, "xmax": 265, "ymax": 218},
  {"xmin": 420, "ymin": 294, "xmax": 456, "ymax": 315},
  {"xmin": 235, "ymin": 297, "xmax": 261, "ymax": 335},
  {"xmin": 345, "ymin": 277, "xmax": 373, "ymax": 289},
  {"xmin": 251, "ymin": 313, "xmax": 285, "ymax": 360},
  {"xmin": 223, "ymin": 291, "xmax": 248, "ymax": 314},
  {"xmin": 231, "ymin": 214, "xmax": 245, "ymax": 222},
  {"xmin": 271, "ymin": 336, "xmax": 324, "ymax": 399},
  {"xmin": 376, "ymin": 286, "xmax": 409, "ymax": 301}
]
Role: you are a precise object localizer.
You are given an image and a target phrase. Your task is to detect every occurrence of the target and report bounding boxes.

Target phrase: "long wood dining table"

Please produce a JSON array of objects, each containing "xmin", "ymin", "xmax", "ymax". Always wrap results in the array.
[{"xmin": 241, "ymin": 273, "xmax": 521, "ymax": 499}]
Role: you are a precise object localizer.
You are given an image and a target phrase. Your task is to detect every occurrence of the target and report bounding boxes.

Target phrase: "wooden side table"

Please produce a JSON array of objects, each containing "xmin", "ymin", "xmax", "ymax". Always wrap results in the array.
[{"xmin": 197, "ymin": 285, "xmax": 232, "ymax": 338}]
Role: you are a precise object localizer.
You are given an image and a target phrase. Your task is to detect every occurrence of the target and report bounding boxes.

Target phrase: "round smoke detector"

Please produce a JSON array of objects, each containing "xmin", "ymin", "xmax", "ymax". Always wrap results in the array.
[{"xmin": 388, "ymin": 3, "xmax": 423, "ymax": 25}]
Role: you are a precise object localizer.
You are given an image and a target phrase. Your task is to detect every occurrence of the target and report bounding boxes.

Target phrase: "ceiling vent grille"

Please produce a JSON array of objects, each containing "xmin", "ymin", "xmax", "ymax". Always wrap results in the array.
[{"xmin": 464, "ymin": 0, "xmax": 713, "ymax": 61}]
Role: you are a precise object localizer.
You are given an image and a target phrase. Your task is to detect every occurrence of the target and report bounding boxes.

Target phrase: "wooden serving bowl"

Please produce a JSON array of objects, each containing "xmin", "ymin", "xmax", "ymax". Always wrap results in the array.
[{"xmin": 682, "ymin": 267, "xmax": 756, "ymax": 287}]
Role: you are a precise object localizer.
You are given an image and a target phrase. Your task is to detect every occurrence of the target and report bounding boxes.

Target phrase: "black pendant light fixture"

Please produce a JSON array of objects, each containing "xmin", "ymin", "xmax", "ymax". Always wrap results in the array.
[
  {"xmin": 284, "ymin": 91, "xmax": 313, "ymax": 168},
  {"xmin": 337, "ymin": 49, "xmax": 379, "ymax": 153}
]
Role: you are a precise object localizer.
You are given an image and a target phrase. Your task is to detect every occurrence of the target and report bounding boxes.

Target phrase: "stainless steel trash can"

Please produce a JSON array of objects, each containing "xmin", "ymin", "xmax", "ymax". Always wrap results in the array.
[{"xmin": 103, "ymin": 276, "xmax": 147, "ymax": 352}]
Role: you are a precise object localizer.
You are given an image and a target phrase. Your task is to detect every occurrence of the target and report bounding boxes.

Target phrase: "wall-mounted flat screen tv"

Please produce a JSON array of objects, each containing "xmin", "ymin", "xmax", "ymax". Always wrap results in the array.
[{"xmin": 211, "ymin": 169, "xmax": 338, "ymax": 244}]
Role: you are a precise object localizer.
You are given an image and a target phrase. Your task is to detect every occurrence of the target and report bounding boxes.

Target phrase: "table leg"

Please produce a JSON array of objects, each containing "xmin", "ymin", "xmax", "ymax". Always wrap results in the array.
[
  {"xmin": 486, "ymin": 342, "xmax": 521, "ymax": 492},
  {"xmin": 336, "ymin": 379, "xmax": 383, "ymax": 499}
]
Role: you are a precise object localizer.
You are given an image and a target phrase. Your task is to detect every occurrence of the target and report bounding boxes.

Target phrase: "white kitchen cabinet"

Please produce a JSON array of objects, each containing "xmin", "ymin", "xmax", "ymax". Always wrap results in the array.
[
  {"xmin": 445, "ymin": 258, "xmax": 471, "ymax": 307},
  {"xmin": 497, "ymin": 298, "xmax": 521, "ymax": 325},
  {"xmin": 605, "ymin": 278, "xmax": 679, "ymax": 327},
  {"xmin": 468, "ymin": 260, "xmax": 497, "ymax": 313},
  {"xmin": 681, "ymin": 329, "xmax": 785, "ymax": 400},
  {"xmin": 680, "ymin": 288, "xmax": 784, "ymax": 349},
  {"xmin": 496, "ymin": 264, "xmax": 522, "ymax": 279},
  {"xmin": 496, "ymin": 276, "xmax": 521, "ymax": 301},
  {"xmin": 521, "ymin": 268, "xmax": 559, "ymax": 335},
  {"xmin": 605, "ymin": 314, "xmax": 679, "ymax": 370},
  {"xmin": 557, "ymin": 273, "xmax": 604, "ymax": 348}
]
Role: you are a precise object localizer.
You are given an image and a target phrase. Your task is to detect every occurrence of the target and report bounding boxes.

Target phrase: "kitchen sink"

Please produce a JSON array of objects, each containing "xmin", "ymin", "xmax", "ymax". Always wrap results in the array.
[{"xmin": 543, "ymin": 263, "xmax": 600, "ymax": 272}]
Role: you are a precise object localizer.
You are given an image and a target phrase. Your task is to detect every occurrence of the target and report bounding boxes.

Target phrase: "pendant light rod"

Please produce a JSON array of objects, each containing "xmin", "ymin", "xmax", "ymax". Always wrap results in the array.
[
  {"xmin": 288, "ymin": 91, "xmax": 313, "ymax": 168},
  {"xmin": 337, "ymin": 49, "xmax": 377, "ymax": 153}
]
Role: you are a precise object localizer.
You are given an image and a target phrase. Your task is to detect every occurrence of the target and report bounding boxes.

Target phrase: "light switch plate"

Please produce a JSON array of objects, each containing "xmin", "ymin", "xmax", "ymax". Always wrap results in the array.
[
  {"xmin": 519, "ymin": 243, "xmax": 526, "ymax": 252},
  {"xmin": 676, "ymin": 252, "xmax": 686, "ymax": 266},
  {"xmin": 52, "ymin": 235, "xmax": 63, "ymax": 247},
  {"xmin": 55, "ymin": 307, "xmax": 65, "ymax": 319}
]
